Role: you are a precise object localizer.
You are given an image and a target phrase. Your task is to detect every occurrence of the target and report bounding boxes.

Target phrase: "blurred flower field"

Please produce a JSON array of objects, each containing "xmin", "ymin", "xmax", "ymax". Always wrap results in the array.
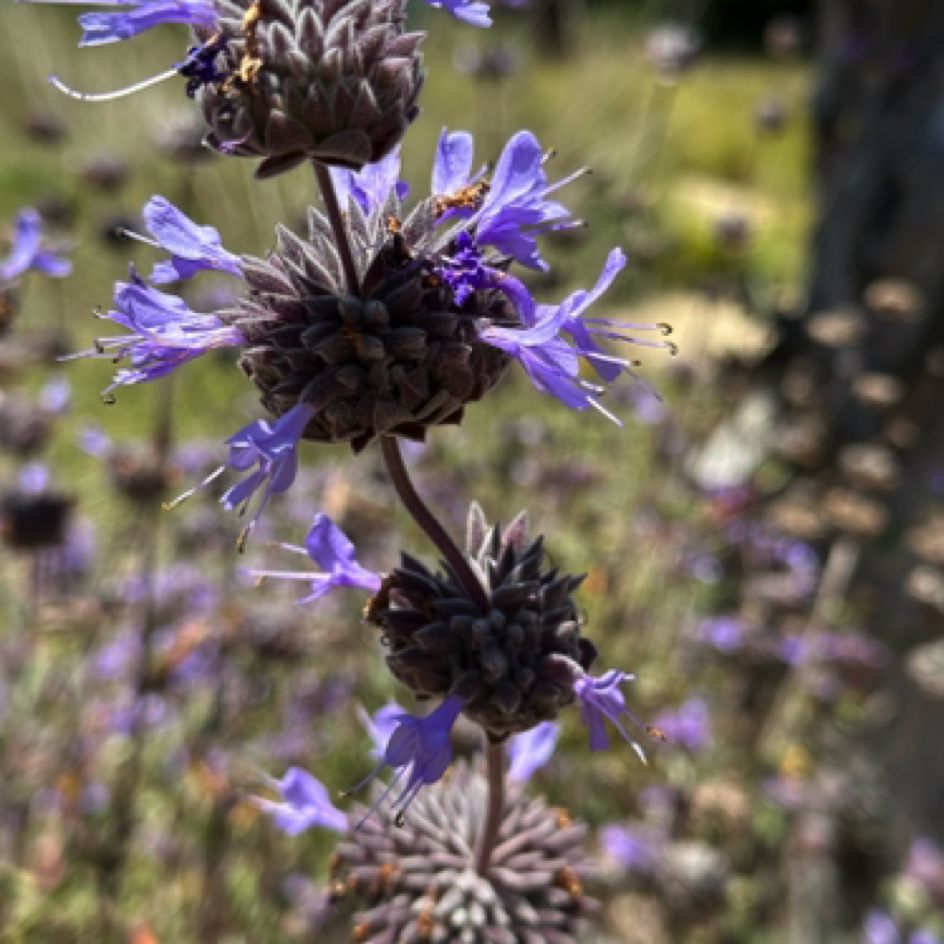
[{"xmin": 1, "ymin": 2, "xmax": 941, "ymax": 943}]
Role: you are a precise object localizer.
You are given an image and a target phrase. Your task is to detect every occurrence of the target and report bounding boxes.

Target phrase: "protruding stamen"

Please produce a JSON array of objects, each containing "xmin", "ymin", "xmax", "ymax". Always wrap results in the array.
[
  {"xmin": 163, "ymin": 464, "xmax": 226, "ymax": 511},
  {"xmin": 658, "ymin": 322, "xmax": 673, "ymax": 336},
  {"xmin": 49, "ymin": 67, "xmax": 181, "ymax": 102}
]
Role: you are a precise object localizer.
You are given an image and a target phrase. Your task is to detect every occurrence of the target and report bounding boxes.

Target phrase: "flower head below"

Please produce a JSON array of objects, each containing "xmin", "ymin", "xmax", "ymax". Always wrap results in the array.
[{"xmin": 246, "ymin": 513, "xmax": 381, "ymax": 603}]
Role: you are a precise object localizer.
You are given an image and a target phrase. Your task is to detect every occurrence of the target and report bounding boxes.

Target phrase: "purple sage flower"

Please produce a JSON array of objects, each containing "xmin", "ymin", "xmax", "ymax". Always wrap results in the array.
[
  {"xmin": 573, "ymin": 669, "xmax": 648, "ymax": 762},
  {"xmin": 479, "ymin": 249, "xmax": 668, "ymax": 421},
  {"xmin": 64, "ymin": 270, "xmax": 244, "ymax": 396},
  {"xmin": 353, "ymin": 696, "xmax": 464, "ymax": 821},
  {"xmin": 433, "ymin": 129, "xmax": 581, "ymax": 270},
  {"xmin": 507, "ymin": 721, "xmax": 560, "ymax": 783},
  {"xmin": 422, "ymin": 0, "xmax": 492, "ymax": 27},
  {"xmin": 134, "ymin": 196, "xmax": 242, "ymax": 284},
  {"xmin": 168, "ymin": 401, "xmax": 316, "ymax": 544},
  {"xmin": 25, "ymin": 0, "xmax": 220, "ymax": 48},
  {"xmin": 252, "ymin": 767, "xmax": 348, "ymax": 836},
  {"xmin": 0, "ymin": 208, "xmax": 72, "ymax": 281},
  {"xmin": 246, "ymin": 513, "xmax": 381, "ymax": 603}
]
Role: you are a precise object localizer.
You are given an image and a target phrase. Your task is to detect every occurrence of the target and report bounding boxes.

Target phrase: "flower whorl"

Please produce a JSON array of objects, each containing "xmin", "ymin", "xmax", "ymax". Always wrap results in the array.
[
  {"xmin": 333, "ymin": 761, "xmax": 597, "ymax": 944},
  {"xmin": 216, "ymin": 194, "xmax": 514, "ymax": 453},
  {"xmin": 195, "ymin": 0, "xmax": 425, "ymax": 177},
  {"xmin": 366, "ymin": 504, "xmax": 598, "ymax": 740}
]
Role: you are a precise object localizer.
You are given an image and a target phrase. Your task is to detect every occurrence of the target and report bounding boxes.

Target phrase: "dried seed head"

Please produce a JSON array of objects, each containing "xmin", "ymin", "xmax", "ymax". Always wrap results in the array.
[
  {"xmin": 366, "ymin": 503, "xmax": 598, "ymax": 740},
  {"xmin": 334, "ymin": 760, "xmax": 597, "ymax": 944},
  {"xmin": 195, "ymin": 0, "xmax": 425, "ymax": 177},
  {"xmin": 1, "ymin": 491, "xmax": 73, "ymax": 551},
  {"xmin": 218, "ymin": 195, "xmax": 514, "ymax": 452}
]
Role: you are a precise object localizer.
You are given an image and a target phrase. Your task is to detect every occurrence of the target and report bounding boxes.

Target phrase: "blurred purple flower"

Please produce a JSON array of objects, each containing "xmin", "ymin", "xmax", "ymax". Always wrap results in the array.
[
  {"xmin": 600, "ymin": 823, "xmax": 663, "ymax": 872},
  {"xmin": 864, "ymin": 911, "xmax": 901, "ymax": 944},
  {"xmin": 19, "ymin": 462, "xmax": 50, "ymax": 495},
  {"xmin": 574, "ymin": 669, "xmax": 647, "ymax": 761},
  {"xmin": 246, "ymin": 513, "xmax": 381, "ymax": 603},
  {"xmin": 253, "ymin": 767, "xmax": 347, "ymax": 836},
  {"xmin": 93, "ymin": 633, "xmax": 142, "ymax": 680},
  {"xmin": 697, "ymin": 616, "xmax": 744, "ymax": 653},
  {"xmin": 651, "ymin": 698, "xmax": 711, "ymax": 752},
  {"xmin": 0, "ymin": 208, "xmax": 71, "ymax": 281},
  {"xmin": 507, "ymin": 721, "xmax": 560, "ymax": 782},
  {"xmin": 39, "ymin": 376, "xmax": 71, "ymax": 414}
]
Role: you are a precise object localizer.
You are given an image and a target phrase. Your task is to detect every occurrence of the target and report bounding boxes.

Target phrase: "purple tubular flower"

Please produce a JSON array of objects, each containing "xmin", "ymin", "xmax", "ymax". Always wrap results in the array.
[
  {"xmin": 166, "ymin": 401, "xmax": 315, "ymax": 544},
  {"xmin": 140, "ymin": 196, "xmax": 242, "ymax": 284},
  {"xmin": 480, "ymin": 249, "xmax": 665, "ymax": 422},
  {"xmin": 330, "ymin": 147, "xmax": 409, "ymax": 216},
  {"xmin": 0, "ymin": 208, "xmax": 72, "ymax": 281},
  {"xmin": 507, "ymin": 721, "xmax": 560, "ymax": 783},
  {"xmin": 474, "ymin": 130, "xmax": 581, "ymax": 271},
  {"xmin": 64, "ymin": 272, "xmax": 244, "ymax": 395},
  {"xmin": 35, "ymin": 0, "xmax": 221, "ymax": 47},
  {"xmin": 246, "ymin": 513, "xmax": 382, "ymax": 604},
  {"xmin": 252, "ymin": 767, "xmax": 348, "ymax": 836},
  {"xmin": 421, "ymin": 0, "xmax": 492, "ymax": 27},
  {"xmin": 352, "ymin": 696, "xmax": 464, "ymax": 823},
  {"xmin": 573, "ymin": 669, "xmax": 648, "ymax": 762}
]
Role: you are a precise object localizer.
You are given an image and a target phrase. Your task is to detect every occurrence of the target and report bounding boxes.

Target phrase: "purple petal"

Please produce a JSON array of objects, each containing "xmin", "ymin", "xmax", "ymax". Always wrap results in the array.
[
  {"xmin": 508, "ymin": 721, "xmax": 560, "ymax": 782},
  {"xmin": 433, "ymin": 129, "xmax": 476, "ymax": 195}
]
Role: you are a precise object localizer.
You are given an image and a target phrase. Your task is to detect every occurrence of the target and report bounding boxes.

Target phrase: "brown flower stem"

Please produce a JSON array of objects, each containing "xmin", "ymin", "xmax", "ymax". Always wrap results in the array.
[
  {"xmin": 475, "ymin": 739, "xmax": 505, "ymax": 875},
  {"xmin": 313, "ymin": 159, "xmax": 361, "ymax": 297},
  {"xmin": 380, "ymin": 435, "xmax": 489, "ymax": 613}
]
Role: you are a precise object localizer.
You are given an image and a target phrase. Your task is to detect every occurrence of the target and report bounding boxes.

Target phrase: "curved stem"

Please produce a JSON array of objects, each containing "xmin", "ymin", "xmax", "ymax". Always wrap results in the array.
[
  {"xmin": 313, "ymin": 159, "xmax": 361, "ymax": 297},
  {"xmin": 475, "ymin": 740, "xmax": 505, "ymax": 875},
  {"xmin": 380, "ymin": 435, "xmax": 489, "ymax": 613}
]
